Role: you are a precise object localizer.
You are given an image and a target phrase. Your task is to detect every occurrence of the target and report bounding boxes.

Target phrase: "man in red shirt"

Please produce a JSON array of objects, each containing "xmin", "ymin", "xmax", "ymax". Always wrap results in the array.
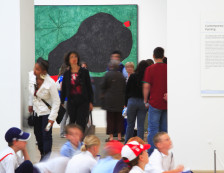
[{"xmin": 143, "ymin": 47, "xmax": 167, "ymax": 156}]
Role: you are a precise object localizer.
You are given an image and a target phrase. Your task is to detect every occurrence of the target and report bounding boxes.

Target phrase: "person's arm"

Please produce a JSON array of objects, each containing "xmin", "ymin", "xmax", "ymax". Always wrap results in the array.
[
  {"xmin": 163, "ymin": 165, "xmax": 184, "ymax": 173},
  {"xmin": 2, "ymin": 156, "xmax": 16, "ymax": 173},
  {"xmin": 143, "ymin": 82, "xmax": 150, "ymax": 108},
  {"xmin": 125, "ymin": 74, "xmax": 133, "ymax": 106},
  {"xmin": 60, "ymin": 73, "xmax": 67, "ymax": 105},
  {"xmin": 22, "ymin": 147, "xmax": 30, "ymax": 161},
  {"xmin": 48, "ymin": 82, "xmax": 61, "ymax": 123}
]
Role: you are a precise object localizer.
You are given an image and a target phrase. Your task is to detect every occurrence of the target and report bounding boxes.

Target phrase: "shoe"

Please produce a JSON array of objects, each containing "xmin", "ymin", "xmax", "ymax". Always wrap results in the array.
[
  {"xmin": 118, "ymin": 138, "xmax": 125, "ymax": 142},
  {"xmin": 60, "ymin": 135, "xmax": 66, "ymax": 138},
  {"xmin": 105, "ymin": 138, "xmax": 113, "ymax": 142}
]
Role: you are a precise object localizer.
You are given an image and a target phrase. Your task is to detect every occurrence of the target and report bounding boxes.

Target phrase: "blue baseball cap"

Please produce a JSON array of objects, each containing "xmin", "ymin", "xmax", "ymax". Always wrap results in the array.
[{"xmin": 5, "ymin": 127, "xmax": 31, "ymax": 143}]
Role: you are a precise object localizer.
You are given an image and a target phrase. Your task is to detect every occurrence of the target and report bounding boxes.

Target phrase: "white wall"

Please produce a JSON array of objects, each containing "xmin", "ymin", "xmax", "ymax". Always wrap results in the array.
[
  {"xmin": 167, "ymin": 0, "xmax": 224, "ymax": 170},
  {"xmin": 20, "ymin": 0, "xmax": 35, "ymax": 160},
  {"xmin": 34, "ymin": 0, "xmax": 167, "ymax": 128},
  {"xmin": 0, "ymin": 1, "xmax": 21, "ymax": 150}
]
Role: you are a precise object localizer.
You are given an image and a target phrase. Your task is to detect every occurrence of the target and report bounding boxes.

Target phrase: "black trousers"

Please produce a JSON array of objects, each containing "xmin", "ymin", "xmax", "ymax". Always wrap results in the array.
[
  {"xmin": 34, "ymin": 114, "xmax": 52, "ymax": 160},
  {"xmin": 67, "ymin": 98, "xmax": 89, "ymax": 131},
  {"xmin": 15, "ymin": 160, "xmax": 33, "ymax": 173}
]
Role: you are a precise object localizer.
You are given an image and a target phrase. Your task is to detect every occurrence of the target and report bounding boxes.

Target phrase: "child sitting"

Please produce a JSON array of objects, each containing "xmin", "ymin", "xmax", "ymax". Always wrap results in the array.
[
  {"xmin": 0, "ymin": 127, "xmax": 33, "ymax": 173},
  {"xmin": 145, "ymin": 132, "xmax": 184, "ymax": 173},
  {"xmin": 120, "ymin": 141, "xmax": 150, "ymax": 173},
  {"xmin": 60, "ymin": 124, "xmax": 83, "ymax": 158}
]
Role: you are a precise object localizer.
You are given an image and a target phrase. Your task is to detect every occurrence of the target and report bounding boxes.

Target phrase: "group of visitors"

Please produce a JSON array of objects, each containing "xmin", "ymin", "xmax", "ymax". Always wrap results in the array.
[
  {"xmin": 0, "ymin": 47, "xmax": 192, "ymax": 172},
  {"xmin": 0, "ymin": 126, "xmax": 188, "ymax": 173}
]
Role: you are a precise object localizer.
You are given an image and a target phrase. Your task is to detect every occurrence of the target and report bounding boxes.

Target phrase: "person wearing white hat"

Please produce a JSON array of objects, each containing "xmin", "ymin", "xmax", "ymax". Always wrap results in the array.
[
  {"xmin": 120, "ymin": 141, "xmax": 150, "ymax": 173},
  {"xmin": 0, "ymin": 127, "xmax": 33, "ymax": 173}
]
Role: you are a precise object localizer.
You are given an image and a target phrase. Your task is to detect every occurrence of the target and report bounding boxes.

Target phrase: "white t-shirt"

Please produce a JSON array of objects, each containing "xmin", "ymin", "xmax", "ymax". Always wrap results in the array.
[
  {"xmin": 34, "ymin": 156, "xmax": 70, "ymax": 173},
  {"xmin": 65, "ymin": 151, "xmax": 97, "ymax": 173},
  {"xmin": 145, "ymin": 149, "xmax": 174, "ymax": 173},
  {"xmin": 0, "ymin": 147, "xmax": 24, "ymax": 173},
  {"xmin": 130, "ymin": 166, "xmax": 145, "ymax": 173}
]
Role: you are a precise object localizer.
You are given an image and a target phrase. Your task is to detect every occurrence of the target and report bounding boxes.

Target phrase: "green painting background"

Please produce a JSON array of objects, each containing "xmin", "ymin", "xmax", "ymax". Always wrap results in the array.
[{"xmin": 35, "ymin": 5, "xmax": 138, "ymax": 77}]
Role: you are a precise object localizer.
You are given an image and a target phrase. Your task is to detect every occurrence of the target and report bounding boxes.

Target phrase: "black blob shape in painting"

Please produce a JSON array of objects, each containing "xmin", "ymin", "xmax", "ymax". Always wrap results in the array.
[{"xmin": 48, "ymin": 12, "xmax": 133, "ymax": 75}]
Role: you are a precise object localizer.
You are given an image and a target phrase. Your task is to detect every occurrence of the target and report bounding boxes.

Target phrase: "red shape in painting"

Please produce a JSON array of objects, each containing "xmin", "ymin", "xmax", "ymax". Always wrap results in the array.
[
  {"xmin": 124, "ymin": 21, "xmax": 131, "ymax": 27},
  {"xmin": 51, "ymin": 75, "xmax": 58, "ymax": 82}
]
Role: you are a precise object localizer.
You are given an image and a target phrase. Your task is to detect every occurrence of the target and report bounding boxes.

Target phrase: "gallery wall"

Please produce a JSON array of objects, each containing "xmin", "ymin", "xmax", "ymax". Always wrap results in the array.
[
  {"xmin": 1, "ymin": 0, "xmax": 223, "ymax": 170},
  {"xmin": 167, "ymin": 0, "xmax": 224, "ymax": 170},
  {"xmin": 0, "ymin": 0, "xmax": 22, "ymax": 150}
]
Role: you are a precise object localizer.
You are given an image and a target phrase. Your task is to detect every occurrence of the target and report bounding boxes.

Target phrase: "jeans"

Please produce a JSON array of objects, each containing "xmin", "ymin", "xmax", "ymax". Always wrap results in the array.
[
  {"xmin": 125, "ymin": 97, "xmax": 147, "ymax": 143},
  {"xmin": 147, "ymin": 104, "xmax": 167, "ymax": 156},
  {"xmin": 60, "ymin": 101, "xmax": 69, "ymax": 137},
  {"xmin": 34, "ymin": 114, "xmax": 52, "ymax": 160}
]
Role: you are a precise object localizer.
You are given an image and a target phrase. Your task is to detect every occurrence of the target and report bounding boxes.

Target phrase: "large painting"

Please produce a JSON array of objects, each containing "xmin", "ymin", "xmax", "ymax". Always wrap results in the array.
[{"xmin": 35, "ymin": 5, "xmax": 138, "ymax": 105}]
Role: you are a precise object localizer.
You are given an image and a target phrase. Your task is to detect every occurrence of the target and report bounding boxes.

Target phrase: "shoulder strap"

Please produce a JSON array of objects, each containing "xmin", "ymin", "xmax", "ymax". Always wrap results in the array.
[
  {"xmin": 33, "ymin": 84, "xmax": 52, "ymax": 110},
  {"xmin": 41, "ymin": 99, "xmax": 52, "ymax": 110}
]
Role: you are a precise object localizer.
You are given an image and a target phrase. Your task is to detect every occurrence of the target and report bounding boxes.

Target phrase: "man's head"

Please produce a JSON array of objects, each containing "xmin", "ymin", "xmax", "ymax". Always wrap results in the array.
[
  {"xmin": 65, "ymin": 124, "xmax": 83, "ymax": 147},
  {"xmin": 153, "ymin": 47, "xmax": 164, "ymax": 59},
  {"xmin": 153, "ymin": 132, "xmax": 172, "ymax": 152},
  {"xmin": 110, "ymin": 50, "xmax": 122, "ymax": 62},
  {"xmin": 5, "ymin": 127, "xmax": 30, "ymax": 150}
]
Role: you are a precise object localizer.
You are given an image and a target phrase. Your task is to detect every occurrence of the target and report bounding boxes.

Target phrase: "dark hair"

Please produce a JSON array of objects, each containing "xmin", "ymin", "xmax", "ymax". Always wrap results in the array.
[
  {"xmin": 8, "ymin": 142, "xmax": 13, "ymax": 147},
  {"xmin": 120, "ymin": 155, "xmax": 141, "ymax": 173},
  {"xmin": 111, "ymin": 50, "xmax": 122, "ymax": 59},
  {"xmin": 65, "ymin": 124, "xmax": 84, "ymax": 134},
  {"xmin": 135, "ymin": 60, "xmax": 149, "ymax": 84},
  {"xmin": 146, "ymin": 59, "xmax": 154, "ymax": 66},
  {"xmin": 153, "ymin": 47, "xmax": 164, "ymax": 59},
  {"xmin": 58, "ymin": 63, "xmax": 68, "ymax": 77},
  {"xmin": 80, "ymin": 61, "xmax": 88, "ymax": 68},
  {"xmin": 36, "ymin": 57, "xmax": 49, "ymax": 72},
  {"xmin": 163, "ymin": 57, "xmax": 167, "ymax": 64},
  {"xmin": 64, "ymin": 51, "xmax": 80, "ymax": 66}
]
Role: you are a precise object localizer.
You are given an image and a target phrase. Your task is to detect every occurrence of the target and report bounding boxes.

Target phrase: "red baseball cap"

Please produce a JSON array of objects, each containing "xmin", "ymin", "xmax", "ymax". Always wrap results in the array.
[
  {"xmin": 121, "ymin": 141, "xmax": 150, "ymax": 163},
  {"xmin": 104, "ymin": 140, "xmax": 124, "ymax": 155}
]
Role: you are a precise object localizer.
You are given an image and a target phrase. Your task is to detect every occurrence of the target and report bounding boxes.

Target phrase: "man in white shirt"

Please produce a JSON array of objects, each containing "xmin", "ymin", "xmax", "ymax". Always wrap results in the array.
[
  {"xmin": 0, "ymin": 127, "xmax": 33, "ymax": 173},
  {"xmin": 145, "ymin": 132, "xmax": 184, "ymax": 173}
]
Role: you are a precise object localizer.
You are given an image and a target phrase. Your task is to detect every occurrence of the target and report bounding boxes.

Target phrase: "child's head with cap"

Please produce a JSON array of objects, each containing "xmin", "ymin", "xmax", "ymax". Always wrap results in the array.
[
  {"xmin": 120, "ymin": 141, "xmax": 150, "ymax": 172},
  {"xmin": 5, "ymin": 127, "xmax": 30, "ymax": 150}
]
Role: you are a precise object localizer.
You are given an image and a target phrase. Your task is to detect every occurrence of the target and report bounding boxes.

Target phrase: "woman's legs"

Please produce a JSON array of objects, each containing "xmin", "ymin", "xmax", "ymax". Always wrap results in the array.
[
  {"xmin": 106, "ymin": 111, "xmax": 115, "ymax": 140},
  {"xmin": 67, "ymin": 99, "xmax": 77, "ymax": 124},
  {"xmin": 76, "ymin": 102, "xmax": 89, "ymax": 131},
  {"xmin": 34, "ymin": 114, "xmax": 52, "ymax": 160},
  {"xmin": 136, "ymin": 100, "xmax": 147, "ymax": 140},
  {"xmin": 125, "ymin": 98, "xmax": 137, "ymax": 143}
]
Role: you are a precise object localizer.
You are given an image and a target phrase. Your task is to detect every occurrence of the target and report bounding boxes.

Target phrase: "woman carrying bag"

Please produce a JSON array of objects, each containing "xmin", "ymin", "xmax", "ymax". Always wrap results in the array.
[
  {"xmin": 60, "ymin": 51, "xmax": 93, "ymax": 131},
  {"xmin": 28, "ymin": 57, "xmax": 60, "ymax": 161}
]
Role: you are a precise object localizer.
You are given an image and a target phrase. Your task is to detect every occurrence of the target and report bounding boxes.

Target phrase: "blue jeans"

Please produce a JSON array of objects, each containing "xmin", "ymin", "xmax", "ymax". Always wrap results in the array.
[
  {"xmin": 147, "ymin": 104, "xmax": 167, "ymax": 156},
  {"xmin": 125, "ymin": 97, "xmax": 147, "ymax": 143}
]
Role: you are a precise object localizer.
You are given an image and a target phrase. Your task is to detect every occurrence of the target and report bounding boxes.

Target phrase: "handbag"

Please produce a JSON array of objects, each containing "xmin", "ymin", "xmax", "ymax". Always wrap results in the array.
[
  {"xmin": 27, "ymin": 112, "xmax": 35, "ymax": 127},
  {"xmin": 41, "ymin": 99, "xmax": 66, "ymax": 124},
  {"xmin": 84, "ymin": 111, "xmax": 95, "ymax": 137}
]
